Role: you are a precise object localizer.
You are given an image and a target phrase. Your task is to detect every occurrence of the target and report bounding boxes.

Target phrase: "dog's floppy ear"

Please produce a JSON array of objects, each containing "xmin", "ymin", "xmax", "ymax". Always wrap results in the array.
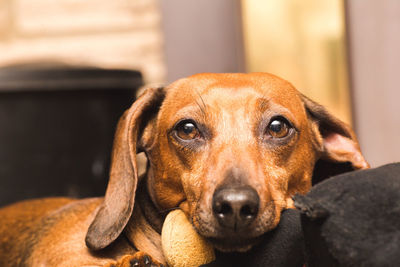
[
  {"xmin": 301, "ymin": 95, "xmax": 369, "ymax": 184},
  {"xmin": 85, "ymin": 87, "xmax": 165, "ymax": 250}
]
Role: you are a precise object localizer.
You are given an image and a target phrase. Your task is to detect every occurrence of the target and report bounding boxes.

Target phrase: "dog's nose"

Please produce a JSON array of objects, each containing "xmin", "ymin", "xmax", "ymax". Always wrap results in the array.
[{"xmin": 212, "ymin": 186, "xmax": 259, "ymax": 231}]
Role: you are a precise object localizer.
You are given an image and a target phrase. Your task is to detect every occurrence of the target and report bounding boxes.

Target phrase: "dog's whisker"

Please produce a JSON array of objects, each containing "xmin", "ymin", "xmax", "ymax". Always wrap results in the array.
[
  {"xmin": 195, "ymin": 99, "xmax": 206, "ymax": 117},
  {"xmin": 193, "ymin": 87, "xmax": 207, "ymax": 116}
]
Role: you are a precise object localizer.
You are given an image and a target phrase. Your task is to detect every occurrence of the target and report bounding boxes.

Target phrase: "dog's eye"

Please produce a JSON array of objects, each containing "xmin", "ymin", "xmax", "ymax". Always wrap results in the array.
[
  {"xmin": 175, "ymin": 121, "xmax": 200, "ymax": 140},
  {"xmin": 266, "ymin": 118, "xmax": 291, "ymax": 138}
]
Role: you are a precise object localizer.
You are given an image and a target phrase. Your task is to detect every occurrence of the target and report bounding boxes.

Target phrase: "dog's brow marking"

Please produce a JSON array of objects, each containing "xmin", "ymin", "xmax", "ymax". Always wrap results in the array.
[{"xmin": 258, "ymin": 97, "xmax": 271, "ymax": 110}]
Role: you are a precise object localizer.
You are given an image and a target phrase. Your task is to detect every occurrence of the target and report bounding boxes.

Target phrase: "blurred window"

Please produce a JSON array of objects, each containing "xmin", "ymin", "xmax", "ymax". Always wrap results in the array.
[{"xmin": 242, "ymin": 0, "xmax": 351, "ymax": 123}]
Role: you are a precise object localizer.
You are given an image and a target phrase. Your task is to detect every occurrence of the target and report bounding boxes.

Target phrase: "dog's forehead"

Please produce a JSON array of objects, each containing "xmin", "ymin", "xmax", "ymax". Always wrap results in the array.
[{"xmin": 159, "ymin": 73, "xmax": 304, "ymax": 121}]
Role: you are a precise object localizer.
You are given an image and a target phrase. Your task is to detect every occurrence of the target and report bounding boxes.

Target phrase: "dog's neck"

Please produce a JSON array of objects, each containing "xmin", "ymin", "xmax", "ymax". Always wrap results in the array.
[
  {"xmin": 139, "ymin": 177, "xmax": 166, "ymax": 233},
  {"xmin": 124, "ymin": 178, "xmax": 167, "ymax": 264}
]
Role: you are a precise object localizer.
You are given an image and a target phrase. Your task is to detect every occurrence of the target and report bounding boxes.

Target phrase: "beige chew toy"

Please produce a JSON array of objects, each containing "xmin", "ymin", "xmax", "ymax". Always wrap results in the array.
[{"xmin": 161, "ymin": 209, "xmax": 215, "ymax": 267}]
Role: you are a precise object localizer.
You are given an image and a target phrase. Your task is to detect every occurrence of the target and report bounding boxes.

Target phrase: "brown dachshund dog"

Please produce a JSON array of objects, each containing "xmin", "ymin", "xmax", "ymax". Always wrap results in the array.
[{"xmin": 0, "ymin": 73, "xmax": 368, "ymax": 266}]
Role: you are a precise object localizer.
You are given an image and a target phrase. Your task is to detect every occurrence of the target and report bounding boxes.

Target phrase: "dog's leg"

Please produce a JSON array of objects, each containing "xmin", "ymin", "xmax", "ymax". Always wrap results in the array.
[{"xmin": 104, "ymin": 252, "xmax": 164, "ymax": 267}]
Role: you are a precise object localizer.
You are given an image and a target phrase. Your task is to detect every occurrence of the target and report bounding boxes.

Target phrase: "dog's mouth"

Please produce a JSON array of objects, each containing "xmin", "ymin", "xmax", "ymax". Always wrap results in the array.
[
  {"xmin": 192, "ymin": 218, "xmax": 265, "ymax": 252},
  {"xmin": 206, "ymin": 235, "xmax": 264, "ymax": 252}
]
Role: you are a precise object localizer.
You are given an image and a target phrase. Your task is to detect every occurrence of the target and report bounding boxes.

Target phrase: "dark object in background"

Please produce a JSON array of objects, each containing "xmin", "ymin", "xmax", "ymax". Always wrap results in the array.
[
  {"xmin": 0, "ymin": 63, "xmax": 142, "ymax": 206},
  {"xmin": 294, "ymin": 163, "xmax": 400, "ymax": 267},
  {"xmin": 202, "ymin": 209, "xmax": 305, "ymax": 267}
]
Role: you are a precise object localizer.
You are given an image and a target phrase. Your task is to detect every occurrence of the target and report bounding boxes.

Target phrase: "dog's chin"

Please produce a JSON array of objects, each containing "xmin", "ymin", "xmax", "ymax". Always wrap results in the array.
[{"xmin": 207, "ymin": 235, "xmax": 263, "ymax": 253}]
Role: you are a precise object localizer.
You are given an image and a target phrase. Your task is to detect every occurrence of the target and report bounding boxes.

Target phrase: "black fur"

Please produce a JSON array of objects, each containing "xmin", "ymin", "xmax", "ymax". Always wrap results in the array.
[
  {"xmin": 295, "ymin": 163, "xmax": 400, "ymax": 267},
  {"xmin": 201, "ymin": 209, "xmax": 305, "ymax": 267}
]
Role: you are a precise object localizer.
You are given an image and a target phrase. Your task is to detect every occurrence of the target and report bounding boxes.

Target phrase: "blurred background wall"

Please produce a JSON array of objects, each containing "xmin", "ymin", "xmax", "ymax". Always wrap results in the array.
[
  {"xmin": 0, "ymin": 0, "xmax": 399, "ymax": 170},
  {"xmin": 346, "ymin": 0, "xmax": 400, "ymax": 167},
  {"xmin": 0, "ymin": 0, "xmax": 166, "ymax": 83},
  {"xmin": 160, "ymin": 0, "xmax": 245, "ymax": 82}
]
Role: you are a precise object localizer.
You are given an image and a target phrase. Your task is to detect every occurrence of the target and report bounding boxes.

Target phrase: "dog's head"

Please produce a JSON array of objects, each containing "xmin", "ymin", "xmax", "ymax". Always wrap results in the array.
[{"xmin": 86, "ymin": 73, "xmax": 368, "ymax": 252}]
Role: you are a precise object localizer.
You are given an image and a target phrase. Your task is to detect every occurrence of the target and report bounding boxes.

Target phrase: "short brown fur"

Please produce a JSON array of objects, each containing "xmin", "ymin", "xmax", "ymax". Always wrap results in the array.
[{"xmin": 0, "ymin": 73, "xmax": 368, "ymax": 266}]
